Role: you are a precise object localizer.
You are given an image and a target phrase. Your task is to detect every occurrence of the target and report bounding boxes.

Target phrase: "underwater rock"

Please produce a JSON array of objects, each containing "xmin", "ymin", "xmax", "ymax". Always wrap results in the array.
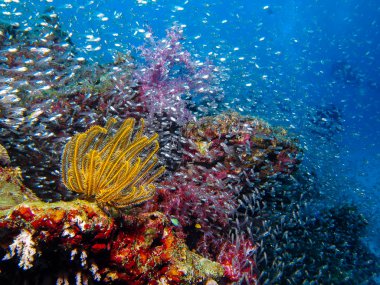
[
  {"xmin": 183, "ymin": 112, "xmax": 301, "ymax": 179},
  {"xmin": 0, "ymin": 177, "xmax": 38, "ymax": 211},
  {"xmin": 109, "ymin": 211, "xmax": 224, "ymax": 284},
  {"xmin": 0, "ymin": 200, "xmax": 227, "ymax": 284},
  {"xmin": 0, "ymin": 157, "xmax": 39, "ymax": 211}
]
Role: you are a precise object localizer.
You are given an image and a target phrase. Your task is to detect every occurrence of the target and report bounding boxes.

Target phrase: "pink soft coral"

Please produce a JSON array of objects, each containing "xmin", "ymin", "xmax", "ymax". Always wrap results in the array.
[
  {"xmin": 134, "ymin": 25, "xmax": 224, "ymax": 124},
  {"xmin": 153, "ymin": 164, "xmax": 236, "ymax": 237},
  {"xmin": 145, "ymin": 164, "xmax": 258, "ymax": 283}
]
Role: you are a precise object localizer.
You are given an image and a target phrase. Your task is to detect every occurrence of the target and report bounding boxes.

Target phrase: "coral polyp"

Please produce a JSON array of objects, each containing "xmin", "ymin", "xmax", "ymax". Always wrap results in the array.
[{"xmin": 61, "ymin": 117, "xmax": 165, "ymax": 208}]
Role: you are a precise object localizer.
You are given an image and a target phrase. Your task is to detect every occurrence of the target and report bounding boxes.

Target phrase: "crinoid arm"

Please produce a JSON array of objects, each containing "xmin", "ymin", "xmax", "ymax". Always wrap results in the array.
[{"xmin": 61, "ymin": 118, "xmax": 165, "ymax": 208}]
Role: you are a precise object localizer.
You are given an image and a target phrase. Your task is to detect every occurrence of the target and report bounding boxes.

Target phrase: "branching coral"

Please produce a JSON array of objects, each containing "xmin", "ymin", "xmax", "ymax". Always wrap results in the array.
[{"xmin": 61, "ymin": 117, "xmax": 165, "ymax": 208}]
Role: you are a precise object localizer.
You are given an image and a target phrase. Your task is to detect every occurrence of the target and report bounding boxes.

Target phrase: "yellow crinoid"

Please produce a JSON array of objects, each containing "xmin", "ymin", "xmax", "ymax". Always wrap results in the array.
[{"xmin": 61, "ymin": 117, "xmax": 165, "ymax": 208}]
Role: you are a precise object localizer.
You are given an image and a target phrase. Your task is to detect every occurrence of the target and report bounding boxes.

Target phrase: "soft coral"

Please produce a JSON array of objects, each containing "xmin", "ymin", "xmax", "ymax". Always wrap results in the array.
[{"xmin": 134, "ymin": 25, "xmax": 224, "ymax": 124}]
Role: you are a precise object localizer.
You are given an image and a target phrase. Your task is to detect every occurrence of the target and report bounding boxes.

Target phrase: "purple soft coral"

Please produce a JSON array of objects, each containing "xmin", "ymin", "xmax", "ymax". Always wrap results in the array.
[{"xmin": 134, "ymin": 25, "xmax": 224, "ymax": 124}]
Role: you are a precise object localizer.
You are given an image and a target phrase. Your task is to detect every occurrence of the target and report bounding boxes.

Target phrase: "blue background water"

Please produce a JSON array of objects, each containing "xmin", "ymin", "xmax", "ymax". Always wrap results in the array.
[{"xmin": 4, "ymin": 0, "xmax": 380, "ymax": 256}]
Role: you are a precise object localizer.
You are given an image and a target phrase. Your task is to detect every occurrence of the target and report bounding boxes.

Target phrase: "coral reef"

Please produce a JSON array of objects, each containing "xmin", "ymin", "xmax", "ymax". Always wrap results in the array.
[
  {"xmin": 0, "ymin": 140, "xmax": 228, "ymax": 284},
  {"xmin": 110, "ymin": 211, "xmax": 224, "ymax": 284},
  {"xmin": 0, "ymin": 199, "xmax": 226, "ymax": 284},
  {"xmin": 0, "ymin": 10, "xmax": 378, "ymax": 284},
  {"xmin": 1, "ymin": 17, "xmax": 224, "ymax": 203},
  {"xmin": 182, "ymin": 112, "xmax": 301, "ymax": 178},
  {"xmin": 0, "ymin": 98, "xmax": 377, "ymax": 284},
  {"xmin": 61, "ymin": 117, "xmax": 165, "ymax": 208},
  {"xmin": 146, "ymin": 112, "xmax": 302, "ymax": 283}
]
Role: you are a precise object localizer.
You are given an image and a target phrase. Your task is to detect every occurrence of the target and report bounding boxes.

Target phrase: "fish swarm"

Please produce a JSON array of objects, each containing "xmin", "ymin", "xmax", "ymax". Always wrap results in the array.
[{"xmin": 61, "ymin": 117, "xmax": 165, "ymax": 208}]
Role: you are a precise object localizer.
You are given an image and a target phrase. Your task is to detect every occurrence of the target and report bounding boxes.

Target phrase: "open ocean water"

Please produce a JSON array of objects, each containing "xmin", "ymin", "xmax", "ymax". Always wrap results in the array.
[{"xmin": 0, "ymin": 0, "xmax": 379, "ymax": 284}]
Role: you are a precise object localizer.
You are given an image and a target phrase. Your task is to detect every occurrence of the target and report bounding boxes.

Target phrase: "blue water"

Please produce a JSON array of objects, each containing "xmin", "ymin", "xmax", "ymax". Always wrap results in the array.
[{"xmin": 1, "ymin": 0, "xmax": 379, "ymax": 282}]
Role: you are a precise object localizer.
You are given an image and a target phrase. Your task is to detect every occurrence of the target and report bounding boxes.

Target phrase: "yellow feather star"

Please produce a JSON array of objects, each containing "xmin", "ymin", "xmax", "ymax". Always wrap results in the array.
[{"xmin": 61, "ymin": 117, "xmax": 165, "ymax": 208}]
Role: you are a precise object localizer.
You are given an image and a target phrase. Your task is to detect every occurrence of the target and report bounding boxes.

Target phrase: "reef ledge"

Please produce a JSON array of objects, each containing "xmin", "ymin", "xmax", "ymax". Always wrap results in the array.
[{"xmin": 0, "ymin": 199, "xmax": 225, "ymax": 284}]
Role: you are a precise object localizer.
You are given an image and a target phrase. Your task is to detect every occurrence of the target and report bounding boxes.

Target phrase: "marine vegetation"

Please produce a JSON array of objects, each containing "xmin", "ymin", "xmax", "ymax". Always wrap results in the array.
[{"xmin": 61, "ymin": 117, "xmax": 165, "ymax": 208}]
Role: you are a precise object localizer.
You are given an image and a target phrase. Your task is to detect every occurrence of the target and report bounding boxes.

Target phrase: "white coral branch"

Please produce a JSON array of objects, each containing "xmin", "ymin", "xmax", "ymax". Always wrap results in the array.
[{"xmin": 2, "ymin": 229, "xmax": 36, "ymax": 270}]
